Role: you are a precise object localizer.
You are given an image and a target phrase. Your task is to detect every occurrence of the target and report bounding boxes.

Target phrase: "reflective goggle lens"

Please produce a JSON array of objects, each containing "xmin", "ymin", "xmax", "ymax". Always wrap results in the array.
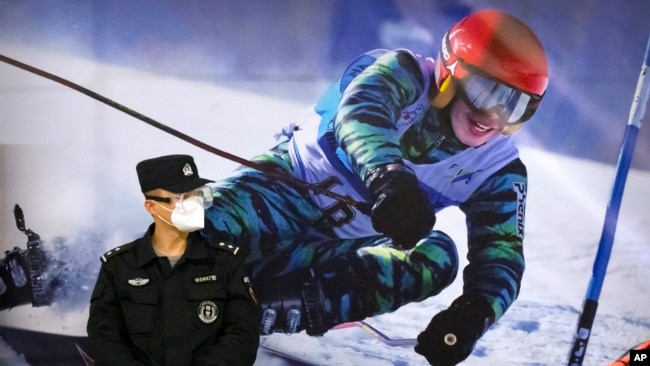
[
  {"xmin": 180, "ymin": 185, "xmax": 213, "ymax": 210},
  {"xmin": 146, "ymin": 185, "xmax": 213, "ymax": 211},
  {"xmin": 461, "ymin": 74, "xmax": 537, "ymax": 124}
]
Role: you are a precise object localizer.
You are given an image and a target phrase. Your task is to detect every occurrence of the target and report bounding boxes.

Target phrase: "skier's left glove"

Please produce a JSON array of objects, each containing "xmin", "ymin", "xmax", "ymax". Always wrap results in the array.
[
  {"xmin": 365, "ymin": 163, "xmax": 435, "ymax": 249},
  {"xmin": 414, "ymin": 293, "xmax": 495, "ymax": 365}
]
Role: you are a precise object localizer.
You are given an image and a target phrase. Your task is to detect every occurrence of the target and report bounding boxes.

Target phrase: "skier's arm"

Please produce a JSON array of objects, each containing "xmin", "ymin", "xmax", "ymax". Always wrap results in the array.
[
  {"xmin": 459, "ymin": 158, "xmax": 527, "ymax": 320},
  {"xmin": 198, "ymin": 259, "xmax": 260, "ymax": 366},
  {"xmin": 87, "ymin": 266, "xmax": 147, "ymax": 365},
  {"xmin": 415, "ymin": 159, "xmax": 527, "ymax": 365},
  {"xmin": 334, "ymin": 50, "xmax": 435, "ymax": 247},
  {"xmin": 334, "ymin": 50, "xmax": 427, "ymax": 178}
]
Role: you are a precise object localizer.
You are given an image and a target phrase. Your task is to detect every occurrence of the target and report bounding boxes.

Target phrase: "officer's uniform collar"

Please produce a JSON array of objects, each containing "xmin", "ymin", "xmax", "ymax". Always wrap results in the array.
[{"xmin": 135, "ymin": 224, "xmax": 209, "ymax": 267}]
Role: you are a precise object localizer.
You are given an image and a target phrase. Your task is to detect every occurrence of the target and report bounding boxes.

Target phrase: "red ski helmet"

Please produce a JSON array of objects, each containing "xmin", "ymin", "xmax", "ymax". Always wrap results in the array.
[{"xmin": 432, "ymin": 9, "xmax": 548, "ymax": 128}]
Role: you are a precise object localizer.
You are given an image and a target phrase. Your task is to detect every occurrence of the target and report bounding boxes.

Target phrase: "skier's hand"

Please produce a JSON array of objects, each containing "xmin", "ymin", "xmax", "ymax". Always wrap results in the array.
[
  {"xmin": 415, "ymin": 294, "xmax": 495, "ymax": 365},
  {"xmin": 366, "ymin": 163, "xmax": 435, "ymax": 249}
]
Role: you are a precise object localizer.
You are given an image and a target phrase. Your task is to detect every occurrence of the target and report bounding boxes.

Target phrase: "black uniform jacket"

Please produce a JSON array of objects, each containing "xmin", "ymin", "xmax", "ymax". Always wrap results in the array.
[{"xmin": 87, "ymin": 224, "xmax": 260, "ymax": 366}]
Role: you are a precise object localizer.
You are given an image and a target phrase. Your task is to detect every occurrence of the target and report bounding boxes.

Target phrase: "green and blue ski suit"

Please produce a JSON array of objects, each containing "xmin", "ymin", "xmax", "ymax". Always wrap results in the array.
[{"xmin": 205, "ymin": 49, "xmax": 527, "ymax": 328}]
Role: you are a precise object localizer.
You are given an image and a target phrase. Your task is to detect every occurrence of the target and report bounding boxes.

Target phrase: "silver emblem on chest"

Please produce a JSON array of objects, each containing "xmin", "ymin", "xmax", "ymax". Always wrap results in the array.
[
  {"xmin": 198, "ymin": 300, "xmax": 218, "ymax": 324},
  {"xmin": 127, "ymin": 278, "xmax": 149, "ymax": 287}
]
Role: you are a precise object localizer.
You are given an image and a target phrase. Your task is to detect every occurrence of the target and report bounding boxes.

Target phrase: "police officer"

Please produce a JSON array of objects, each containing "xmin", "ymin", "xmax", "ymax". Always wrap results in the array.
[{"xmin": 87, "ymin": 154, "xmax": 260, "ymax": 366}]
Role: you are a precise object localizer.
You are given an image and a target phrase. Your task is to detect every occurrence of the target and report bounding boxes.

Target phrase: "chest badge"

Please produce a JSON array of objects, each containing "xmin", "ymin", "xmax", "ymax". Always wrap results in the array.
[
  {"xmin": 127, "ymin": 278, "xmax": 149, "ymax": 287},
  {"xmin": 198, "ymin": 300, "xmax": 219, "ymax": 324}
]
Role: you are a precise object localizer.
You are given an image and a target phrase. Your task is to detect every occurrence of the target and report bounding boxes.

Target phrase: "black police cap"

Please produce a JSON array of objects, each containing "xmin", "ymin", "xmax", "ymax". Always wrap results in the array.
[{"xmin": 136, "ymin": 155, "xmax": 214, "ymax": 193}]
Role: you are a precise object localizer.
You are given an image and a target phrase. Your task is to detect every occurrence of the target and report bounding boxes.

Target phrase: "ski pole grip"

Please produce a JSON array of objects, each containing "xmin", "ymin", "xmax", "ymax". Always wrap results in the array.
[{"xmin": 444, "ymin": 333, "xmax": 457, "ymax": 346}]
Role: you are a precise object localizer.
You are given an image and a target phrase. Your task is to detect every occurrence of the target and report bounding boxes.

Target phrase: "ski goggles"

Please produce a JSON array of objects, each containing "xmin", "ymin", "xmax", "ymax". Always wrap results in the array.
[
  {"xmin": 146, "ymin": 185, "xmax": 213, "ymax": 210},
  {"xmin": 459, "ymin": 73, "xmax": 541, "ymax": 125}
]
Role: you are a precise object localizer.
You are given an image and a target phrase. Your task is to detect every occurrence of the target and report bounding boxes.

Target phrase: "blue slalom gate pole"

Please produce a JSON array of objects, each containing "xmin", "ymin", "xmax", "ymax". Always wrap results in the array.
[{"xmin": 567, "ymin": 34, "xmax": 650, "ymax": 366}]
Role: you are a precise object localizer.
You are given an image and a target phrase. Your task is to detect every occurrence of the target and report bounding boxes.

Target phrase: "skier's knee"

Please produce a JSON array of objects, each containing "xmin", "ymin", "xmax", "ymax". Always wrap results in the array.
[{"xmin": 412, "ymin": 230, "xmax": 459, "ymax": 289}]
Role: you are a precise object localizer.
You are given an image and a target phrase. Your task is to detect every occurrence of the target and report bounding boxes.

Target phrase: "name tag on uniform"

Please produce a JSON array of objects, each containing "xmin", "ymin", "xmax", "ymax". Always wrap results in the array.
[{"xmin": 194, "ymin": 275, "xmax": 217, "ymax": 283}]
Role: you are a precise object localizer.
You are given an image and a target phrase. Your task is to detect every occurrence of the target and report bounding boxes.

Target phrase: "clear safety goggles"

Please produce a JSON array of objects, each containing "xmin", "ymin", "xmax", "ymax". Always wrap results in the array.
[
  {"xmin": 459, "ymin": 73, "xmax": 540, "ymax": 125},
  {"xmin": 146, "ymin": 185, "xmax": 213, "ymax": 211}
]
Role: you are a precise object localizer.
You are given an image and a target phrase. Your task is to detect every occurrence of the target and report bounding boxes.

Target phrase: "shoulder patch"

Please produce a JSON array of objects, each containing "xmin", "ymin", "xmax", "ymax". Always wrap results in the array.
[
  {"xmin": 213, "ymin": 241, "xmax": 240, "ymax": 256},
  {"xmin": 100, "ymin": 242, "xmax": 135, "ymax": 263}
]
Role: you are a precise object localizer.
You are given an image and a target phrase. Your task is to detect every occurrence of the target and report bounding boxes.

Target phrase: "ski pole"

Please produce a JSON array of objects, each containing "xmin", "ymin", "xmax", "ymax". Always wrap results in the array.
[
  {"xmin": 567, "ymin": 34, "xmax": 650, "ymax": 366},
  {"xmin": 0, "ymin": 53, "xmax": 371, "ymax": 214},
  {"xmin": 333, "ymin": 321, "xmax": 418, "ymax": 347}
]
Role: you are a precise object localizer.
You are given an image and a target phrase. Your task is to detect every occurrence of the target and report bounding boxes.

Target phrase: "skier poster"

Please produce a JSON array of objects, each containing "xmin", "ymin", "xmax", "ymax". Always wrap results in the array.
[{"xmin": 1, "ymin": 1, "xmax": 649, "ymax": 365}]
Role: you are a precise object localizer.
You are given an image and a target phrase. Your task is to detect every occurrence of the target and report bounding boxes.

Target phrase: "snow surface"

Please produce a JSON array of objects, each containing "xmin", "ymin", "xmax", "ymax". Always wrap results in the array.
[{"xmin": 1, "ymin": 46, "xmax": 649, "ymax": 365}]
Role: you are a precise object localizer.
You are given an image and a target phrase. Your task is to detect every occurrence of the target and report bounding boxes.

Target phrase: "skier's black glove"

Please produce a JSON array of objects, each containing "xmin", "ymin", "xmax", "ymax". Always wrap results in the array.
[
  {"xmin": 366, "ymin": 163, "xmax": 435, "ymax": 249},
  {"xmin": 414, "ymin": 294, "xmax": 495, "ymax": 366}
]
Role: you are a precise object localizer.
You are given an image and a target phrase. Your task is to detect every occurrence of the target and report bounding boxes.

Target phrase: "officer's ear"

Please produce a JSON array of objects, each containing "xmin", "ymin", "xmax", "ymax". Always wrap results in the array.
[
  {"xmin": 143, "ymin": 190, "xmax": 160, "ymax": 215},
  {"xmin": 144, "ymin": 199, "xmax": 157, "ymax": 215}
]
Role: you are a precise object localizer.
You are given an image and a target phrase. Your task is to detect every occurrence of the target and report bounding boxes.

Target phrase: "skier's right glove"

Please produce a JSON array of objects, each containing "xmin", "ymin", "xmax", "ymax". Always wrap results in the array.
[
  {"xmin": 414, "ymin": 294, "xmax": 495, "ymax": 365},
  {"xmin": 365, "ymin": 163, "xmax": 435, "ymax": 249}
]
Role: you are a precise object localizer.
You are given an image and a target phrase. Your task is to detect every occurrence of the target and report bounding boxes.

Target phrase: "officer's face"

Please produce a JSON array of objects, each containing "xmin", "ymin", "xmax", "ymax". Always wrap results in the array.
[{"xmin": 449, "ymin": 97, "xmax": 507, "ymax": 147}]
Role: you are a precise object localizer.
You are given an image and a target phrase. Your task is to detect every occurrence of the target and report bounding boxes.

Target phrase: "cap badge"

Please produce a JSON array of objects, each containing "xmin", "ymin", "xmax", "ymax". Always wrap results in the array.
[{"xmin": 182, "ymin": 163, "xmax": 194, "ymax": 176}]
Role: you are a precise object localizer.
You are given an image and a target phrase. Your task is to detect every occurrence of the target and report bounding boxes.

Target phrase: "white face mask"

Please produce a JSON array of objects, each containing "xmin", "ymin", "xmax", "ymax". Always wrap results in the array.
[{"xmin": 154, "ymin": 196, "xmax": 205, "ymax": 232}]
